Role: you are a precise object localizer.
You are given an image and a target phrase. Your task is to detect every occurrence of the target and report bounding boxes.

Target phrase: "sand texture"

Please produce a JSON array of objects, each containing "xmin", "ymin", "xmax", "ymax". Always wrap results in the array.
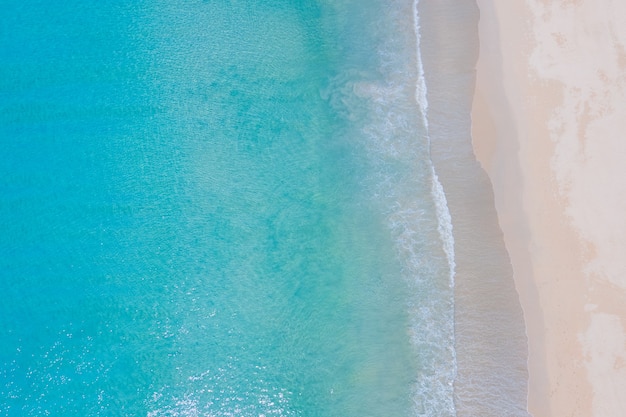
[{"xmin": 472, "ymin": 0, "xmax": 626, "ymax": 416}]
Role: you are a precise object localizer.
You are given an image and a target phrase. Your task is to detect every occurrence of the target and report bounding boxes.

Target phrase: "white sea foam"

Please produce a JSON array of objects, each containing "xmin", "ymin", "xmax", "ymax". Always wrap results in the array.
[
  {"xmin": 412, "ymin": 0, "xmax": 430, "ymax": 132},
  {"xmin": 413, "ymin": 0, "xmax": 456, "ymax": 286},
  {"xmin": 413, "ymin": 1, "xmax": 458, "ymax": 416},
  {"xmin": 346, "ymin": 0, "xmax": 461, "ymax": 410},
  {"xmin": 321, "ymin": 2, "xmax": 459, "ymax": 414},
  {"xmin": 430, "ymin": 167, "xmax": 456, "ymax": 288}
]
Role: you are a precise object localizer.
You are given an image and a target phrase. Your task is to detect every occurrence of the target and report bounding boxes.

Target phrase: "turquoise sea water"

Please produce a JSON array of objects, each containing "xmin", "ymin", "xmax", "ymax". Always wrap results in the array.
[{"xmin": 1, "ymin": 0, "xmax": 529, "ymax": 416}]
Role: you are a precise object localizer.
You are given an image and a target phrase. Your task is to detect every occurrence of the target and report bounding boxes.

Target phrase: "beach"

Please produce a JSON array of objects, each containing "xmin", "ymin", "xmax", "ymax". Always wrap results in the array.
[{"xmin": 472, "ymin": 0, "xmax": 626, "ymax": 415}]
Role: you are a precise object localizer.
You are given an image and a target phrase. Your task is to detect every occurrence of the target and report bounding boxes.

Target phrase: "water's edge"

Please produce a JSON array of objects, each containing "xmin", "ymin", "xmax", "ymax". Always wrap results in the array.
[{"xmin": 417, "ymin": 1, "xmax": 531, "ymax": 415}]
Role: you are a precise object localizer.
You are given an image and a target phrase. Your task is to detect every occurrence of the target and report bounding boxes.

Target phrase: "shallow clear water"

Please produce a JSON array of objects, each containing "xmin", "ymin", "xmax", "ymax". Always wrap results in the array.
[{"xmin": 0, "ymin": 0, "xmax": 528, "ymax": 416}]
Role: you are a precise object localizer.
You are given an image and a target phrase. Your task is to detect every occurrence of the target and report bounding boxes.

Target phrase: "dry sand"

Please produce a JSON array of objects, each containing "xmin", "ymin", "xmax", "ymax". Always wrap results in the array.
[{"xmin": 472, "ymin": 0, "xmax": 626, "ymax": 416}]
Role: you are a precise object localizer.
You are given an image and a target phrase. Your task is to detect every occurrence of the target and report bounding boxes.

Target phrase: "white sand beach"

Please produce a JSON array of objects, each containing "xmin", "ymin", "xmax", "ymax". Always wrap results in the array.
[{"xmin": 472, "ymin": 0, "xmax": 626, "ymax": 415}]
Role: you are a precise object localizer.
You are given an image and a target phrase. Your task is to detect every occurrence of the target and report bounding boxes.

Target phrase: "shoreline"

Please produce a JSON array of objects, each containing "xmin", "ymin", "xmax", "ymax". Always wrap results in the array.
[
  {"xmin": 417, "ymin": 1, "xmax": 531, "ymax": 415},
  {"xmin": 472, "ymin": 0, "xmax": 626, "ymax": 416}
]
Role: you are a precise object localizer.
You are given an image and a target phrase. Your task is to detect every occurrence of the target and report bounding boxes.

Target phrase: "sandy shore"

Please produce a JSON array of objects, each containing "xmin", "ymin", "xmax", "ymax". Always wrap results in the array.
[{"xmin": 472, "ymin": 0, "xmax": 626, "ymax": 416}]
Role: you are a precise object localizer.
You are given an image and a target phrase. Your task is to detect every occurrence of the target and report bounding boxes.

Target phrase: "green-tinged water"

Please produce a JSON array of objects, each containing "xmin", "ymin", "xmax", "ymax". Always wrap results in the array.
[{"xmin": 1, "ymin": 1, "xmax": 446, "ymax": 415}]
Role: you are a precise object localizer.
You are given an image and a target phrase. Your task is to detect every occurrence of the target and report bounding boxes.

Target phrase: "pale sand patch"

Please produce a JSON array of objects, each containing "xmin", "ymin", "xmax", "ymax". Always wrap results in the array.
[
  {"xmin": 528, "ymin": 0, "xmax": 626, "ymax": 292},
  {"xmin": 580, "ymin": 312, "xmax": 626, "ymax": 417},
  {"xmin": 473, "ymin": 0, "xmax": 626, "ymax": 416}
]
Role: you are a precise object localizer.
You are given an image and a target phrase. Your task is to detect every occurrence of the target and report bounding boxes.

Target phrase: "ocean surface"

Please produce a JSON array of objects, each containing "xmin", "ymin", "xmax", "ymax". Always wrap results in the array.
[{"xmin": 0, "ymin": 0, "xmax": 528, "ymax": 416}]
